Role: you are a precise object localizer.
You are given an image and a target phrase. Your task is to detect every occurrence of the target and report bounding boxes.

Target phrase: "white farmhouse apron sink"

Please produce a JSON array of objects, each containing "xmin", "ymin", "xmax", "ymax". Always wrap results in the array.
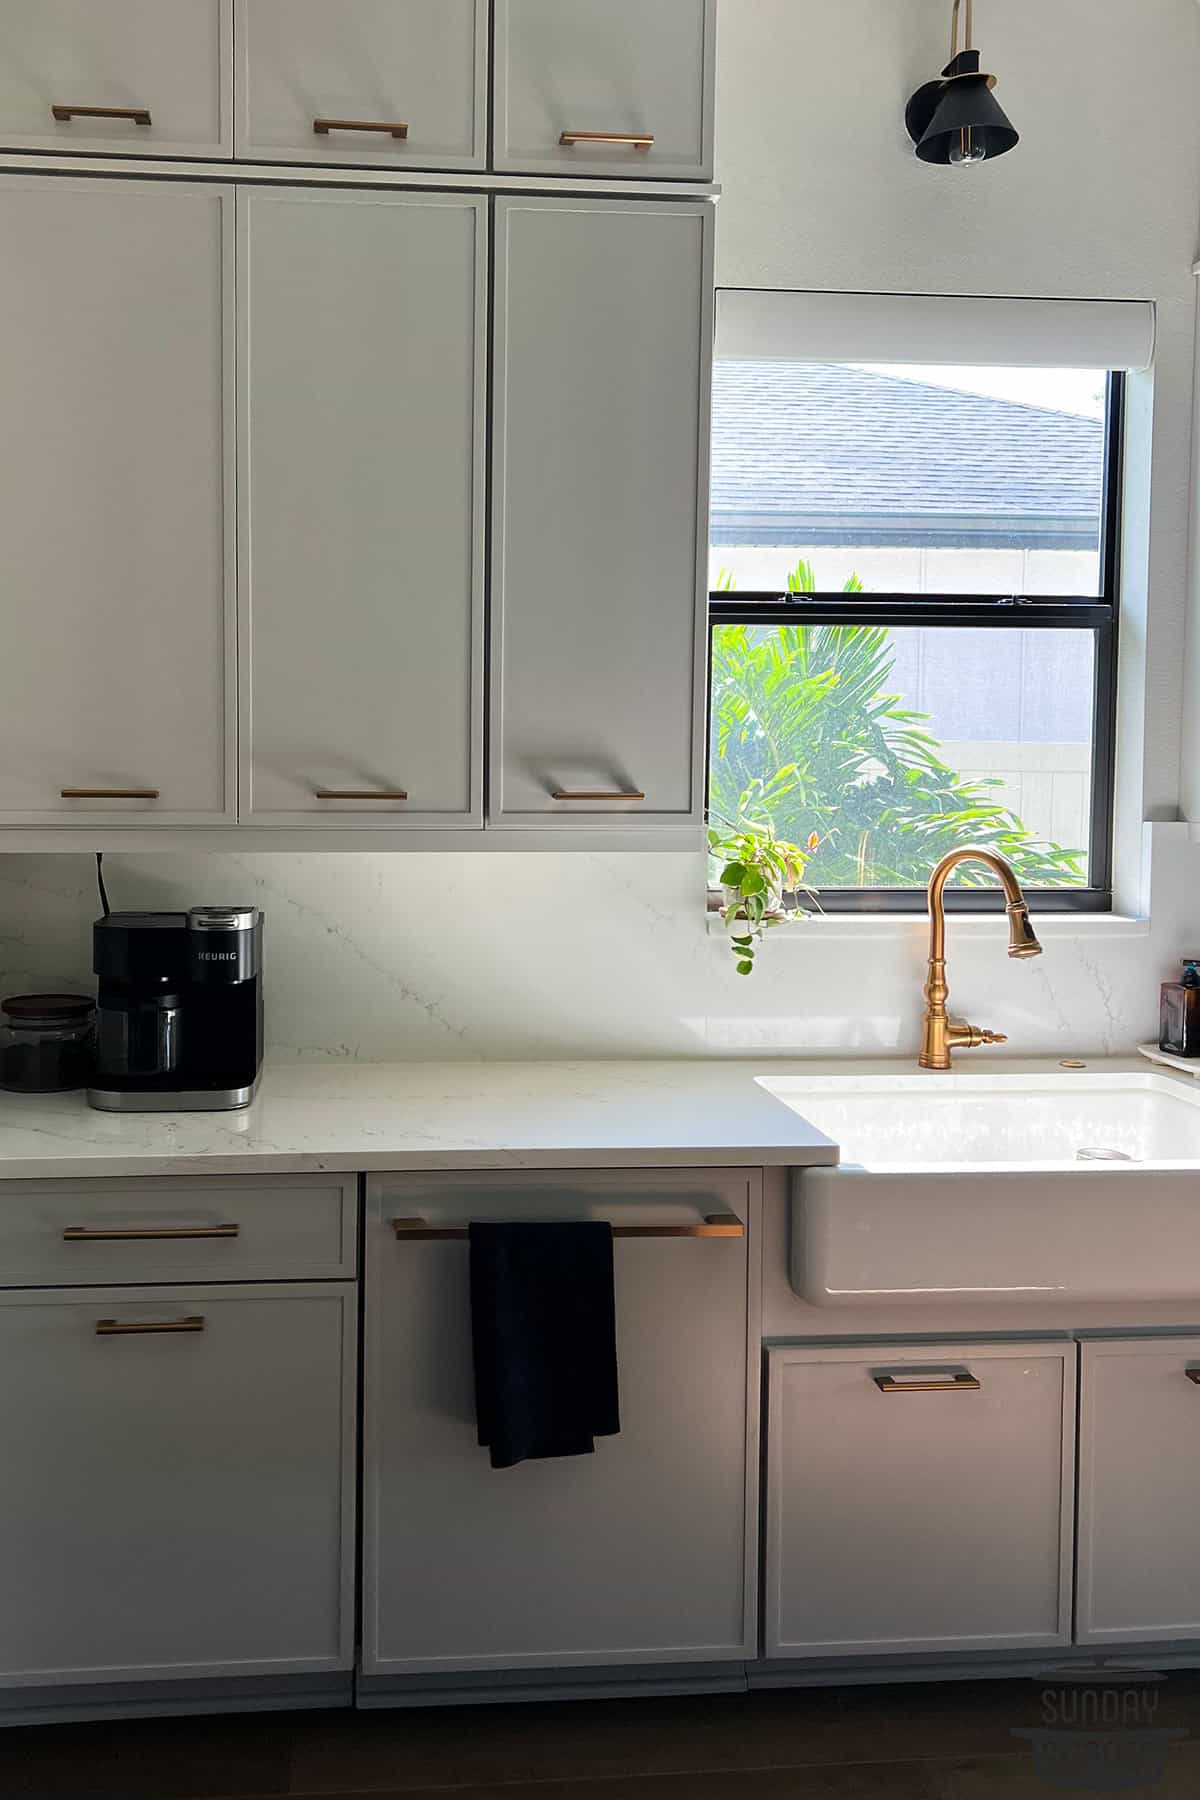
[{"xmin": 761, "ymin": 1065, "xmax": 1200, "ymax": 1306}]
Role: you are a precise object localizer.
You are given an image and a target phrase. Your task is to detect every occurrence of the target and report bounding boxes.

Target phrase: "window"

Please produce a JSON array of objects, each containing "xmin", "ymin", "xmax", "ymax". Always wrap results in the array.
[{"xmin": 707, "ymin": 308, "xmax": 1133, "ymax": 912}]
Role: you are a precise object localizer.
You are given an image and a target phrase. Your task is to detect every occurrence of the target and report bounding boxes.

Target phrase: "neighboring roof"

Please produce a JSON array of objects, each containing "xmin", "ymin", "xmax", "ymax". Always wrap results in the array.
[{"xmin": 710, "ymin": 361, "xmax": 1105, "ymax": 550}]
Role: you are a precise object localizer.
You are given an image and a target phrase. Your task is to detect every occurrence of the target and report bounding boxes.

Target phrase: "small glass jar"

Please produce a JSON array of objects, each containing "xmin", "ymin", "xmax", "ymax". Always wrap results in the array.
[
  {"xmin": 1160, "ymin": 960, "xmax": 1200, "ymax": 1058},
  {"xmin": 0, "ymin": 994, "xmax": 96, "ymax": 1093}
]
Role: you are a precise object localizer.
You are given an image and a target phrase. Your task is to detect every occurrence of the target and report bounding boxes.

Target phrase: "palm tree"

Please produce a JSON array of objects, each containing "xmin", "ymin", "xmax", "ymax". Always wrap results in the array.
[{"xmin": 710, "ymin": 564, "xmax": 1086, "ymax": 891}]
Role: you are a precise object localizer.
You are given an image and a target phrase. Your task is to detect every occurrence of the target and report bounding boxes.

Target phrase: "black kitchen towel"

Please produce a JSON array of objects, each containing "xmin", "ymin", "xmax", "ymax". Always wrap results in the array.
[{"xmin": 469, "ymin": 1221, "xmax": 621, "ymax": 1470}]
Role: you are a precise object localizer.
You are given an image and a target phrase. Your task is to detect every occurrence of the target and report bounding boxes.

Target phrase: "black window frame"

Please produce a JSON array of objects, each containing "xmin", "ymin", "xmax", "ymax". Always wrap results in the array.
[{"xmin": 707, "ymin": 371, "xmax": 1125, "ymax": 914}]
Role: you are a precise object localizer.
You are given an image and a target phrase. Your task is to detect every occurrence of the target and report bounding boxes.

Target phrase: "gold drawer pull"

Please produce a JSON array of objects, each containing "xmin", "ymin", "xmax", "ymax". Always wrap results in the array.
[
  {"xmin": 393, "ymin": 1213, "xmax": 744, "ymax": 1242},
  {"xmin": 552, "ymin": 789, "xmax": 646, "ymax": 803},
  {"xmin": 1186, "ymin": 1370, "xmax": 1200, "ymax": 1385},
  {"xmin": 314, "ymin": 117, "xmax": 409, "ymax": 140},
  {"xmin": 96, "ymin": 1316, "xmax": 206, "ymax": 1337},
  {"xmin": 313, "ymin": 792, "xmax": 410, "ymax": 806},
  {"xmin": 52, "ymin": 104, "xmax": 152, "ymax": 126},
  {"xmin": 61, "ymin": 787, "xmax": 160, "ymax": 800},
  {"xmin": 64, "ymin": 1224, "xmax": 239, "ymax": 1243},
  {"xmin": 559, "ymin": 131, "xmax": 655, "ymax": 151},
  {"xmin": 314, "ymin": 788, "xmax": 409, "ymax": 801},
  {"xmin": 874, "ymin": 1371, "xmax": 981, "ymax": 1394}
]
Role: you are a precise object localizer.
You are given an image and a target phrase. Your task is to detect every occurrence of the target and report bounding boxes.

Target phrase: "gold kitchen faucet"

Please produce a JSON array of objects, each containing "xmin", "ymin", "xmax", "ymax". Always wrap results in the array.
[{"xmin": 920, "ymin": 848, "xmax": 1043, "ymax": 1071}]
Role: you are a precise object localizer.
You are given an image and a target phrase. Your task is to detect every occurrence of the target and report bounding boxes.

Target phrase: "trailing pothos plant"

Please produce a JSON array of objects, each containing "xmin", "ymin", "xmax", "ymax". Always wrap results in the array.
[{"xmin": 709, "ymin": 800, "xmax": 819, "ymax": 976}]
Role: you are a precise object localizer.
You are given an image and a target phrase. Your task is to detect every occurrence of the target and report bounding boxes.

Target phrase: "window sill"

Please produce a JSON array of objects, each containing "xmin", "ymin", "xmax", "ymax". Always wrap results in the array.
[{"xmin": 705, "ymin": 909, "xmax": 1150, "ymax": 944}]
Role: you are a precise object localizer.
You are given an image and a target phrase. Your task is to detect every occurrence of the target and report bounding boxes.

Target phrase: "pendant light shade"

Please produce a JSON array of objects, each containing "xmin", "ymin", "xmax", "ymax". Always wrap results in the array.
[{"xmin": 906, "ymin": 1, "xmax": 1019, "ymax": 168}]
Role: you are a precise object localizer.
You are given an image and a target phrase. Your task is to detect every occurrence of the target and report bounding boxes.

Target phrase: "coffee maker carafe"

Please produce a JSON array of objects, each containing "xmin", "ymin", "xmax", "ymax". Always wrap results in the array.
[{"xmin": 89, "ymin": 907, "xmax": 264, "ymax": 1111}]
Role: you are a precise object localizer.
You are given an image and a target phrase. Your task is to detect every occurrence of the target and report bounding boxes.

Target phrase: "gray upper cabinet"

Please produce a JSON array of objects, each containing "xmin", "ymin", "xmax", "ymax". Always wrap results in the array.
[
  {"xmin": 0, "ymin": 0, "xmax": 232, "ymax": 158},
  {"xmin": 490, "ymin": 196, "xmax": 713, "ymax": 829},
  {"xmin": 0, "ymin": 176, "xmax": 234, "ymax": 827},
  {"xmin": 235, "ymin": 0, "xmax": 487, "ymax": 170},
  {"xmin": 239, "ymin": 188, "xmax": 486, "ymax": 826},
  {"xmin": 494, "ymin": 0, "xmax": 715, "ymax": 181}
]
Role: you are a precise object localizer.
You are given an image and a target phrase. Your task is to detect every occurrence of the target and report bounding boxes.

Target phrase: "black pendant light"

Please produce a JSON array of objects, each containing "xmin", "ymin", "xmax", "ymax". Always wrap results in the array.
[{"xmin": 905, "ymin": 0, "xmax": 1019, "ymax": 168}]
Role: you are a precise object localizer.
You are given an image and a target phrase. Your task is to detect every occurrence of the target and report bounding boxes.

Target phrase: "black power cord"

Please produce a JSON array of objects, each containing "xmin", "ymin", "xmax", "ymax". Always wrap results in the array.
[{"xmin": 95, "ymin": 852, "xmax": 111, "ymax": 920}]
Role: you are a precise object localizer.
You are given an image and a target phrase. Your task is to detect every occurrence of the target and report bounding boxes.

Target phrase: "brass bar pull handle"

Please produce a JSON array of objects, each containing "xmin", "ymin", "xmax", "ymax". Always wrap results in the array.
[
  {"xmin": 61, "ymin": 788, "xmax": 160, "ymax": 800},
  {"xmin": 96, "ymin": 1316, "xmax": 206, "ymax": 1337},
  {"xmin": 313, "ymin": 117, "xmax": 409, "ymax": 140},
  {"xmin": 314, "ymin": 788, "xmax": 409, "ymax": 801},
  {"xmin": 65, "ymin": 1224, "xmax": 239, "ymax": 1243},
  {"xmin": 559, "ymin": 131, "xmax": 655, "ymax": 151},
  {"xmin": 874, "ymin": 1372, "xmax": 981, "ymax": 1394},
  {"xmin": 551, "ymin": 790, "xmax": 646, "ymax": 803},
  {"xmin": 52, "ymin": 104, "xmax": 152, "ymax": 126},
  {"xmin": 392, "ymin": 1213, "xmax": 744, "ymax": 1242},
  {"xmin": 1186, "ymin": 1370, "xmax": 1200, "ymax": 1385}
]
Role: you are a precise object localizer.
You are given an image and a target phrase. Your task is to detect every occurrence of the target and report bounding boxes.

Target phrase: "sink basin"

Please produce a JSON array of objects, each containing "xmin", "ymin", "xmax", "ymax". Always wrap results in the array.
[
  {"xmin": 759, "ymin": 1067, "xmax": 1200, "ymax": 1306},
  {"xmin": 761, "ymin": 1068, "xmax": 1200, "ymax": 1169}
]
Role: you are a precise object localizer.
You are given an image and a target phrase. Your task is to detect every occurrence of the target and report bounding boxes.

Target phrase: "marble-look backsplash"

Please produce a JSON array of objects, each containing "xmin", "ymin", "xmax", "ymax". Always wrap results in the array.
[{"xmin": 0, "ymin": 826, "xmax": 1194, "ymax": 1062}]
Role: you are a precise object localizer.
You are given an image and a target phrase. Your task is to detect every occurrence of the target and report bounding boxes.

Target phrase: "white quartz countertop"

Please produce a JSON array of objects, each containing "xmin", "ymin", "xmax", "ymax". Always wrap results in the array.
[{"xmin": 0, "ymin": 1059, "xmax": 846, "ymax": 1181}]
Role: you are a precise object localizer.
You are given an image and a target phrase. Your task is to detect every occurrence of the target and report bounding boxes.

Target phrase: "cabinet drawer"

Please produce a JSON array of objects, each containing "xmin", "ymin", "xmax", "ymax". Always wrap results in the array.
[
  {"xmin": 1078, "ymin": 1338, "xmax": 1200, "ymax": 1644},
  {"xmin": 0, "ymin": 1283, "xmax": 355, "ymax": 1684},
  {"xmin": 0, "ymin": 1, "xmax": 232, "ymax": 158},
  {"xmin": 765, "ymin": 1342, "xmax": 1076, "ymax": 1659},
  {"xmin": 0, "ymin": 1175, "xmax": 357, "ymax": 1286},
  {"xmin": 494, "ymin": 0, "xmax": 715, "ymax": 181},
  {"xmin": 236, "ymin": 0, "xmax": 486, "ymax": 170}
]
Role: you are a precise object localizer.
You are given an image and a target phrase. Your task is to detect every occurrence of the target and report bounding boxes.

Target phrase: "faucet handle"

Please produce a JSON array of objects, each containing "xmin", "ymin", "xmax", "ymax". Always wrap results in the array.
[{"xmin": 949, "ymin": 1022, "xmax": 1008, "ymax": 1050}]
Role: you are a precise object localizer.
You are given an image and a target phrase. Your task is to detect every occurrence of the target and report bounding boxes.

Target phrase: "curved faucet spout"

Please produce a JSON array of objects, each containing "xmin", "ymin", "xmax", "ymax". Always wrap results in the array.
[{"xmin": 920, "ymin": 848, "xmax": 1043, "ymax": 1071}]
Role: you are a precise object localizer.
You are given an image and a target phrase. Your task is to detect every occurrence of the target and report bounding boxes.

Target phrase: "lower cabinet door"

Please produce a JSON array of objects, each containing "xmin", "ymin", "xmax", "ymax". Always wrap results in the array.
[
  {"xmin": 765, "ymin": 1342, "xmax": 1076, "ymax": 1659},
  {"xmin": 0, "ymin": 1285, "xmax": 356, "ymax": 1686},
  {"xmin": 1078, "ymin": 1338, "xmax": 1200, "ymax": 1644},
  {"xmin": 363, "ymin": 1171, "xmax": 757, "ymax": 1674}
]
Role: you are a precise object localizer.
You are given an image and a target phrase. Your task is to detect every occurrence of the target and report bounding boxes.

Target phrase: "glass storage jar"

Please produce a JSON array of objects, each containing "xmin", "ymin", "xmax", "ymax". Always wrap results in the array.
[{"xmin": 0, "ymin": 994, "xmax": 96, "ymax": 1093}]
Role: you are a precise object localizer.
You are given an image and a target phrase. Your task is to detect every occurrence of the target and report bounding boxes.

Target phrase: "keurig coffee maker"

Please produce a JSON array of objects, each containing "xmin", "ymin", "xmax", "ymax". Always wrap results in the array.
[{"xmin": 89, "ymin": 907, "xmax": 264, "ymax": 1112}]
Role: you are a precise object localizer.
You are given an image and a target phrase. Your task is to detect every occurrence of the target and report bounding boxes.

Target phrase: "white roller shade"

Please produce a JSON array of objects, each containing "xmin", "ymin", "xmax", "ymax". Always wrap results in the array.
[{"xmin": 716, "ymin": 289, "xmax": 1156, "ymax": 371}]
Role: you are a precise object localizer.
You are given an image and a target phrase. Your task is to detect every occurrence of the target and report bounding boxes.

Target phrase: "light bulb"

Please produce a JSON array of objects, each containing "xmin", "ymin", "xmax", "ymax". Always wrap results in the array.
[{"xmin": 948, "ymin": 127, "xmax": 987, "ymax": 167}]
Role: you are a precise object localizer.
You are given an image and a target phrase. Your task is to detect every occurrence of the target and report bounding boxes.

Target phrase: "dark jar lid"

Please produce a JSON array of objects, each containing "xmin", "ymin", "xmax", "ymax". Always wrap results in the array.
[{"xmin": 1, "ymin": 994, "xmax": 96, "ymax": 1026}]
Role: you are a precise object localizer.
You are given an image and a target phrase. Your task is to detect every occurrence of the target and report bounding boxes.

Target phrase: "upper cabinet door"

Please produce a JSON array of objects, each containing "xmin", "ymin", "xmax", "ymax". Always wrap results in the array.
[
  {"xmin": 240, "ymin": 189, "xmax": 486, "ymax": 826},
  {"xmin": 491, "ymin": 197, "xmax": 713, "ymax": 829},
  {"xmin": 0, "ymin": 1, "xmax": 232, "ymax": 158},
  {"xmin": 494, "ymin": 0, "xmax": 715, "ymax": 181},
  {"xmin": 0, "ymin": 177, "xmax": 234, "ymax": 827},
  {"xmin": 236, "ymin": 0, "xmax": 486, "ymax": 170}
]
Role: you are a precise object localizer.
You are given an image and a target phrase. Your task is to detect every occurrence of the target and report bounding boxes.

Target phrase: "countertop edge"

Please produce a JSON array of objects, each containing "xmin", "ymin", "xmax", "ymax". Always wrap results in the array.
[{"xmin": 0, "ymin": 1144, "xmax": 840, "ymax": 1182}]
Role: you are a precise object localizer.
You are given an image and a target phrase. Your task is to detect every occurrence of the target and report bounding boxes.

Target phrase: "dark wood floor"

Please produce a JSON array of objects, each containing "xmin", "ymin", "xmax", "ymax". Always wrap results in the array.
[{"xmin": 5, "ymin": 1677, "xmax": 1200, "ymax": 1800}]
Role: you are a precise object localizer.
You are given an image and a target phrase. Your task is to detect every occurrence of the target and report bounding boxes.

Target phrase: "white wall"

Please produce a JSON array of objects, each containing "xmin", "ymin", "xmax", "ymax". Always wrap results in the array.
[{"xmin": 2, "ymin": 0, "xmax": 1199, "ymax": 1064}]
